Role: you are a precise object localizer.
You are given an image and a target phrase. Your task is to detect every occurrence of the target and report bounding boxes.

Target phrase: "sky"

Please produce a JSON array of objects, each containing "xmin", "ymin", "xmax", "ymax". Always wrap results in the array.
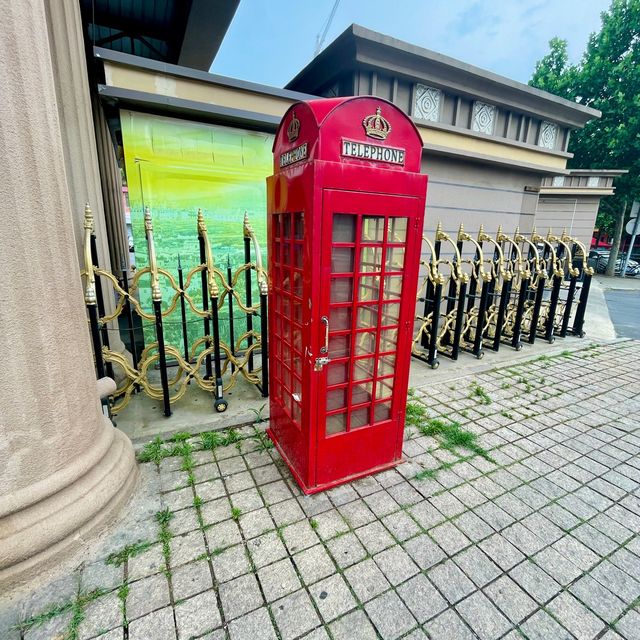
[{"xmin": 211, "ymin": 0, "xmax": 611, "ymax": 88}]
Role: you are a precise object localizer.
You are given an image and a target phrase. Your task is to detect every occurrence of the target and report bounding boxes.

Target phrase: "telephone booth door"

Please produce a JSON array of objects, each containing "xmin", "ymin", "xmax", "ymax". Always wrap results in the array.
[{"xmin": 315, "ymin": 190, "xmax": 423, "ymax": 486}]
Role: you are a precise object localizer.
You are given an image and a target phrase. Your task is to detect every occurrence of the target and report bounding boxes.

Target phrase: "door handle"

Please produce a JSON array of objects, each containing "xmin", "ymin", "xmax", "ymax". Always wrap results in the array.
[{"xmin": 320, "ymin": 315, "xmax": 329, "ymax": 354}]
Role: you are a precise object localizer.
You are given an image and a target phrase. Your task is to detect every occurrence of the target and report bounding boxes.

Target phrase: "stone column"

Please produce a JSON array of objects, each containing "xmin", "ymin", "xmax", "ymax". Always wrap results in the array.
[
  {"xmin": 0, "ymin": 0, "xmax": 137, "ymax": 586},
  {"xmin": 44, "ymin": 0, "xmax": 129, "ymax": 359}
]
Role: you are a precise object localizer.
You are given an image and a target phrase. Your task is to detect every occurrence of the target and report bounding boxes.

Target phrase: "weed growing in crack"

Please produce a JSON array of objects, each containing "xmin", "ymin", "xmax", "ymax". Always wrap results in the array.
[
  {"xmin": 106, "ymin": 541, "xmax": 153, "ymax": 567},
  {"xmin": 231, "ymin": 507, "xmax": 242, "ymax": 521},
  {"xmin": 249, "ymin": 402, "xmax": 268, "ymax": 424},
  {"xmin": 251, "ymin": 430, "xmax": 274, "ymax": 452},
  {"xmin": 155, "ymin": 508, "xmax": 174, "ymax": 574},
  {"xmin": 469, "ymin": 382, "xmax": 492, "ymax": 405}
]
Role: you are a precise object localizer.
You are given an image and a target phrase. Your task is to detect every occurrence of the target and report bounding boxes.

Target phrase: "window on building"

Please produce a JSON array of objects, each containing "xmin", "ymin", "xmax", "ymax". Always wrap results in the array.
[
  {"xmin": 413, "ymin": 84, "xmax": 442, "ymax": 122},
  {"xmin": 471, "ymin": 101, "xmax": 496, "ymax": 134}
]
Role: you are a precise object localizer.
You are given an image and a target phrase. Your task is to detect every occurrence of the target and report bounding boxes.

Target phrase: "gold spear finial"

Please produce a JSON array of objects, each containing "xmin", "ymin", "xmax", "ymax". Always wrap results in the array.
[
  {"xmin": 197, "ymin": 208, "xmax": 206, "ymax": 236},
  {"xmin": 83, "ymin": 203, "xmax": 96, "ymax": 305},
  {"xmin": 84, "ymin": 202, "xmax": 94, "ymax": 232},
  {"xmin": 243, "ymin": 210, "xmax": 253, "ymax": 238}
]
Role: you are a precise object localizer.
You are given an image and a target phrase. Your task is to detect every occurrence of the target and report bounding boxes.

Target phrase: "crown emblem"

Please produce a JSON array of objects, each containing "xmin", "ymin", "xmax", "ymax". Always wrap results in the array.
[
  {"xmin": 287, "ymin": 111, "xmax": 300, "ymax": 142},
  {"xmin": 362, "ymin": 106, "xmax": 391, "ymax": 140}
]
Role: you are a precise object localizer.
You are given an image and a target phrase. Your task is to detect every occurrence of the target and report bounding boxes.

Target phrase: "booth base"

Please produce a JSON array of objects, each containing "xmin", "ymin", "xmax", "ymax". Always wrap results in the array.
[{"xmin": 267, "ymin": 427, "xmax": 403, "ymax": 495}]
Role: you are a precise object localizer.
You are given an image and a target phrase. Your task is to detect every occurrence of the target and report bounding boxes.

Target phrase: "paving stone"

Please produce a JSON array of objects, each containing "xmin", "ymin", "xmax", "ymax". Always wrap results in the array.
[
  {"xmin": 338, "ymin": 499, "xmax": 377, "ymax": 529},
  {"xmin": 312, "ymin": 509, "xmax": 350, "ymax": 540},
  {"xmin": 77, "ymin": 592, "xmax": 122, "ymax": 639},
  {"xmin": 343, "ymin": 558, "xmax": 391, "ymax": 603},
  {"xmin": 428, "ymin": 559, "xmax": 476, "ymax": 604},
  {"xmin": 239, "ymin": 507, "xmax": 275, "ymax": 539},
  {"xmin": 501, "ymin": 522, "xmax": 546, "ymax": 557},
  {"xmin": 355, "ymin": 521, "xmax": 395, "ymax": 554},
  {"xmin": 552, "ymin": 535, "xmax": 600, "ymax": 571},
  {"xmin": 164, "ymin": 487, "xmax": 193, "ymax": 511},
  {"xmin": 386, "ymin": 480, "xmax": 422, "ymax": 506},
  {"xmin": 408, "ymin": 500, "xmax": 447, "ymax": 530},
  {"xmin": 539, "ymin": 503, "xmax": 581, "ymax": 531},
  {"xmin": 451, "ymin": 484, "xmax": 487, "ymax": 509},
  {"xmin": 327, "ymin": 532, "xmax": 368, "ymax": 568},
  {"xmin": 381, "ymin": 510, "xmax": 421, "ymax": 541},
  {"xmin": 452, "ymin": 511, "xmax": 494, "ymax": 542},
  {"xmin": 126, "ymin": 573, "xmax": 171, "ymax": 620},
  {"xmin": 231, "ymin": 487, "xmax": 264, "ymax": 512},
  {"xmin": 298, "ymin": 492, "xmax": 333, "ymax": 517},
  {"xmin": 205, "ymin": 518, "xmax": 242, "ymax": 550},
  {"xmin": 219, "ymin": 572, "xmax": 264, "ymax": 620},
  {"xmin": 228, "ymin": 607, "xmax": 277, "ymax": 640},
  {"xmin": 456, "ymin": 591, "xmax": 511, "ymax": 640},
  {"xmin": 272, "ymin": 590, "xmax": 321, "ymax": 640},
  {"xmin": 329, "ymin": 609, "xmax": 378, "ymax": 640},
  {"xmin": 429, "ymin": 493, "xmax": 466, "ymax": 518},
  {"xmin": 569, "ymin": 575, "xmax": 626, "ymax": 622},
  {"xmin": 396, "ymin": 573, "xmax": 447, "ymax": 623},
  {"xmin": 197, "ymin": 479, "xmax": 226, "ymax": 502},
  {"xmin": 309, "ymin": 574, "xmax": 357, "ymax": 622},
  {"xmin": 509, "ymin": 560, "xmax": 560, "ymax": 604},
  {"xmin": 571, "ymin": 522, "xmax": 618, "ymax": 556},
  {"xmin": 326, "ymin": 483, "xmax": 359, "ymax": 507},
  {"xmin": 363, "ymin": 490, "xmax": 400, "ymax": 518},
  {"xmin": 170, "ymin": 507, "xmax": 201, "ymax": 535},
  {"xmin": 519, "ymin": 609, "xmax": 573, "ymax": 640},
  {"xmin": 200, "ymin": 497, "xmax": 234, "ymax": 526},
  {"xmin": 372, "ymin": 545, "xmax": 419, "ymax": 586},
  {"xmin": 127, "ymin": 607, "xmax": 175, "ymax": 640},
  {"xmin": 247, "ymin": 531, "xmax": 288, "ymax": 569},
  {"xmin": 170, "ymin": 530, "xmax": 207, "ymax": 568},
  {"xmin": 590, "ymin": 513, "xmax": 634, "ymax": 544},
  {"xmin": 252, "ymin": 464, "xmax": 283, "ymax": 486},
  {"xmin": 484, "ymin": 575, "xmax": 536, "ymax": 624},
  {"xmin": 175, "ymin": 590, "xmax": 221, "ymax": 639},
  {"xmin": 261, "ymin": 480, "xmax": 293, "ymax": 505},
  {"xmin": 218, "ymin": 456, "xmax": 247, "ymax": 476},
  {"xmin": 20, "ymin": 574, "xmax": 80, "ymax": 621},
  {"xmin": 171, "ymin": 559, "xmax": 213, "ymax": 601},
  {"xmin": 211, "ymin": 544, "xmax": 251, "ymax": 583},
  {"xmin": 258, "ymin": 558, "xmax": 301, "ymax": 602},
  {"xmin": 531, "ymin": 546, "xmax": 582, "ymax": 586},
  {"xmin": 281, "ymin": 520, "xmax": 319, "ymax": 554},
  {"xmin": 23, "ymin": 611, "xmax": 72, "ymax": 640},
  {"xmin": 402, "ymin": 533, "xmax": 446, "ymax": 569},
  {"xmin": 430, "ymin": 520, "xmax": 471, "ymax": 556},
  {"xmin": 615, "ymin": 609, "xmax": 640, "ymax": 640},
  {"xmin": 269, "ymin": 498, "xmax": 306, "ymax": 527},
  {"xmin": 453, "ymin": 546, "xmax": 501, "ymax": 587},
  {"xmin": 591, "ymin": 559, "xmax": 640, "ymax": 603},
  {"xmin": 547, "ymin": 591, "xmax": 606, "ymax": 640},
  {"xmin": 293, "ymin": 544, "xmax": 335, "ymax": 585},
  {"xmin": 479, "ymin": 534, "xmax": 525, "ymax": 571},
  {"xmin": 80, "ymin": 560, "xmax": 123, "ymax": 593},
  {"xmin": 364, "ymin": 590, "xmax": 416, "ymax": 639},
  {"xmin": 423, "ymin": 608, "xmax": 478, "ymax": 640}
]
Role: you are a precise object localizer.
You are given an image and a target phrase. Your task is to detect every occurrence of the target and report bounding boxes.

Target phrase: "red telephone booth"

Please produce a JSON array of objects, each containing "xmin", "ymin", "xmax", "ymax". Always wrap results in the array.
[{"xmin": 267, "ymin": 96, "xmax": 428, "ymax": 494}]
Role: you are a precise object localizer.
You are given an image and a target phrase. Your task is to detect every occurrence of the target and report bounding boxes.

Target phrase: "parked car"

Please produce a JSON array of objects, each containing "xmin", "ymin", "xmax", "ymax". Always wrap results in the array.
[{"xmin": 589, "ymin": 249, "xmax": 640, "ymax": 276}]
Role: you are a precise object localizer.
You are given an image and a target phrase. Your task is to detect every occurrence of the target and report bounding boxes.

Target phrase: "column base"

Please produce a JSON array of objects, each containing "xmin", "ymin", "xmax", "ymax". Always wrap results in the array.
[{"xmin": 0, "ymin": 421, "xmax": 137, "ymax": 589}]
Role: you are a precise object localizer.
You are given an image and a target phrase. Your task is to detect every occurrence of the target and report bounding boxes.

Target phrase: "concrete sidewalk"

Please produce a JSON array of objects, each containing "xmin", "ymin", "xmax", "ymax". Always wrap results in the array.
[{"xmin": 2, "ymin": 339, "xmax": 639, "ymax": 640}]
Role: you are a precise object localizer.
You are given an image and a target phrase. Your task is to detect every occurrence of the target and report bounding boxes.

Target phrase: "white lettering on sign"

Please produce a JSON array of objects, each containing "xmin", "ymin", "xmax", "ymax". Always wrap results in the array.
[
  {"xmin": 341, "ymin": 139, "xmax": 406, "ymax": 165},
  {"xmin": 279, "ymin": 142, "xmax": 308, "ymax": 168}
]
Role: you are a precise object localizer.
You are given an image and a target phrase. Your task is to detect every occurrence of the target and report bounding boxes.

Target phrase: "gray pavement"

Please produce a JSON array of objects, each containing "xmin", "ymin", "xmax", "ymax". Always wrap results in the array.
[
  {"xmin": 2, "ymin": 339, "xmax": 640, "ymax": 640},
  {"xmin": 604, "ymin": 290, "xmax": 640, "ymax": 340}
]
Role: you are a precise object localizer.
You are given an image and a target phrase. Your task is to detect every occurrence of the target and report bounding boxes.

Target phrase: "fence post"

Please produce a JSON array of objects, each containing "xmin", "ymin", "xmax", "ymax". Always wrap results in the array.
[
  {"xmin": 198, "ymin": 210, "xmax": 213, "ymax": 380},
  {"xmin": 90, "ymin": 232, "xmax": 114, "ymax": 379},
  {"xmin": 244, "ymin": 212, "xmax": 255, "ymax": 373},
  {"xmin": 145, "ymin": 207, "xmax": 171, "ymax": 417},
  {"xmin": 227, "ymin": 255, "xmax": 236, "ymax": 374},
  {"xmin": 178, "ymin": 254, "xmax": 190, "ymax": 366},
  {"xmin": 260, "ymin": 282, "xmax": 269, "ymax": 396}
]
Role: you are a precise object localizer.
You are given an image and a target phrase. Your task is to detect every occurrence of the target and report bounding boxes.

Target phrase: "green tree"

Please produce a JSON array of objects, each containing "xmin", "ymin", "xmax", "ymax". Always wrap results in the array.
[{"xmin": 530, "ymin": 0, "xmax": 640, "ymax": 275}]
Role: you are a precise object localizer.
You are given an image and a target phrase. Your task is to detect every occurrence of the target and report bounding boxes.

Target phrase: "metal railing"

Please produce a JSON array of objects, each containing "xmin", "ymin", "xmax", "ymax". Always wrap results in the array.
[{"xmin": 412, "ymin": 223, "xmax": 594, "ymax": 368}]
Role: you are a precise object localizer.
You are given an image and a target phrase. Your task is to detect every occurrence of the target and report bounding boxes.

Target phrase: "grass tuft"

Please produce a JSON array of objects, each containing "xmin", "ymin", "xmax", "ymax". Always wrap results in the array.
[
  {"xmin": 469, "ymin": 382, "xmax": 492, "ymax": 405},
  {"xmin": 106, "ymin": 541, "xmax": 153, "ymax": 567}
]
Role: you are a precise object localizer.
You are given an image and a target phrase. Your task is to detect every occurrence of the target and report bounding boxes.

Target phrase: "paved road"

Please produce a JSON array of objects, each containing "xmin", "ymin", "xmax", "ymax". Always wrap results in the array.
[{"xmin": 605, "ymin": 289, "xmax": 640, "ymax": 339}]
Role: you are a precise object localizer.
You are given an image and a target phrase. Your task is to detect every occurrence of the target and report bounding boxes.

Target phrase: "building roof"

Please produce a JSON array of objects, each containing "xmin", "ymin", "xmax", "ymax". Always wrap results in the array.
[
  {"xmin": 79, "ymin": 0, "xmax": 239, "ymax": 71},
  {"xmin": 286, "ymin": 24, "xmax": 600, "ymax": 129}
]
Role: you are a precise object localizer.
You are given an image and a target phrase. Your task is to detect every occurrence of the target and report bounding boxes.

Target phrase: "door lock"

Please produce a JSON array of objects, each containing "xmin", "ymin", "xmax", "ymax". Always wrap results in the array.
[{"xmin": 314, "ymin": 356, "xmax": 331, "ymax": 371}]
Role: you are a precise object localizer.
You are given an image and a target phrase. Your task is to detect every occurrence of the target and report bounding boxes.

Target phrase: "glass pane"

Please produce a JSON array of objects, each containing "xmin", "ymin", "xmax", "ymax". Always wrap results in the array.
[
  {"xmin": 362, "ymin": 216, "xmax": 384, "ymax": 242},
  {"xmin": 353, "ymin": 357, "xmax": 375, "ymax": 381},
  {"xmin": 352, "ymin": 382, "xmax": 373, "ymax": 405},
  {"xmin": 327, "ymin": 387, "xmax": 348, "ymax": 411},
  {"xmin": 374, "ymin": 402, "xmax": 391, "ymax": 423},
  {"xmin": 378, "ymin": 354, "xmax": 396, "ymax": 377},
  {"xmin": 329, "ymin": 334, "xmax": 351, "ymax": 358},
  {"xmin": 293, "ymin": 301, "xmax": 302, "ymax": 324},
  {"xmin": 294, "ymin": 244, "xmax": 303, "ymax": 269},
  {"xmin": 332, "ymin": 247, "xmax": 354, "ymax": 273},
  {"xmin": 282, "ymin": 245, "xmax": 291, "ymax": 267},
  {"xmin": 376, "ymin": 377, "xmax": 394, "ymax": 400},
  {"xmin": 360, "ymin": 246, "xmax": 382, "ymax": 273},
  {"xmin": 354, "ymin": 331, "xmax": 376, "ymax": 356},
  {"xmin": 351, "ymin": 407, "xmax": 370, "ymax": 429},
  {"xmin": 327, "ymin": 361, "xmax": 349, "ymax": 385},
  {"xmin": 333, "ymin": 214, "xmax": 356, "ymax": 242},
  {"xmin": 330, "ymin": 277, "xmax": 353, "ymax": 303},
  {"xmin": 380, "ymin": 328, "xmax": 398, "ymax": 352},
  {"xmin": 292, "ymin": 375, "xmax": 302, "ymax": 397},
  {"xmin": 293, "ymin": 352, "xmax": 303, "ymax": 375},
  {"xmin": 383, "ymin": 275, "xmax": 403, "ymax": 300},
  {"xmin": 381, "ymin": 303, "xmax": 400, "ymax": 326},
  {"xmin": 294, "ymin": 212, "xmax": 304, "ymax": 240},
  {"xmin": 389, "ymin": 218, "xmax": 408, "ymax": 243},
  {"xmin": 330, "ymin": 306, "xmax": 352, "ymax": 330},
  {"xmin": 292, "ymin": 325, "xmax": 302, "ymax": 348},
  {"xmin": 357, "ymin": 305, "xmax": 378, "ymax": 330},
  {"xmin": 282, "ymin": 297, "xmax": 291, "ymax": 321},
  {"xmin": 282, "ymin": 342, "xmax": 291, "ymax": 366},
  {"xmin": 273, "ymin": 214, "xmax": 281, "ymax": 239},
  {"xmin": 358, "ymin": 275, "xmax": 380, "ymax": 302},
  {"xmin": 386, "ymin": 246, "xmax": 405, "ymax": 271},
  {"xmin": 293, "ymin": 402, "xmax": 301, "ymax": 425},
  {"xmin": 293, "ymin": 271, "xmax": 303, "ymax": 297},
  {"xmin": 282, "ymin": 366, "xmax": 291, "ymax": 390},
  {"xmin": 327, "ymin": 412, "xmax": 347, "ymax": 435},
  {"xmin": 283, "ymin": 215, "xmax": 291, "ymax": 239}
]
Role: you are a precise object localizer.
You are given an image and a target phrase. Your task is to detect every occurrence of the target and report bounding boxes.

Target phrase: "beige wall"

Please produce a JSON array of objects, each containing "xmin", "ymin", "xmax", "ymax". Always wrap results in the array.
[{"xmin": 534, "ymin": 195, "xmax": 601, "ymax": 250}]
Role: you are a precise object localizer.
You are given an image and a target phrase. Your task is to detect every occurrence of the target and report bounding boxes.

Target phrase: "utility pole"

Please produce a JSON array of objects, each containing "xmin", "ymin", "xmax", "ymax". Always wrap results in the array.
[{"xmin": 621, "ymin": 200, "xmax": 639, "ymax": 278}]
